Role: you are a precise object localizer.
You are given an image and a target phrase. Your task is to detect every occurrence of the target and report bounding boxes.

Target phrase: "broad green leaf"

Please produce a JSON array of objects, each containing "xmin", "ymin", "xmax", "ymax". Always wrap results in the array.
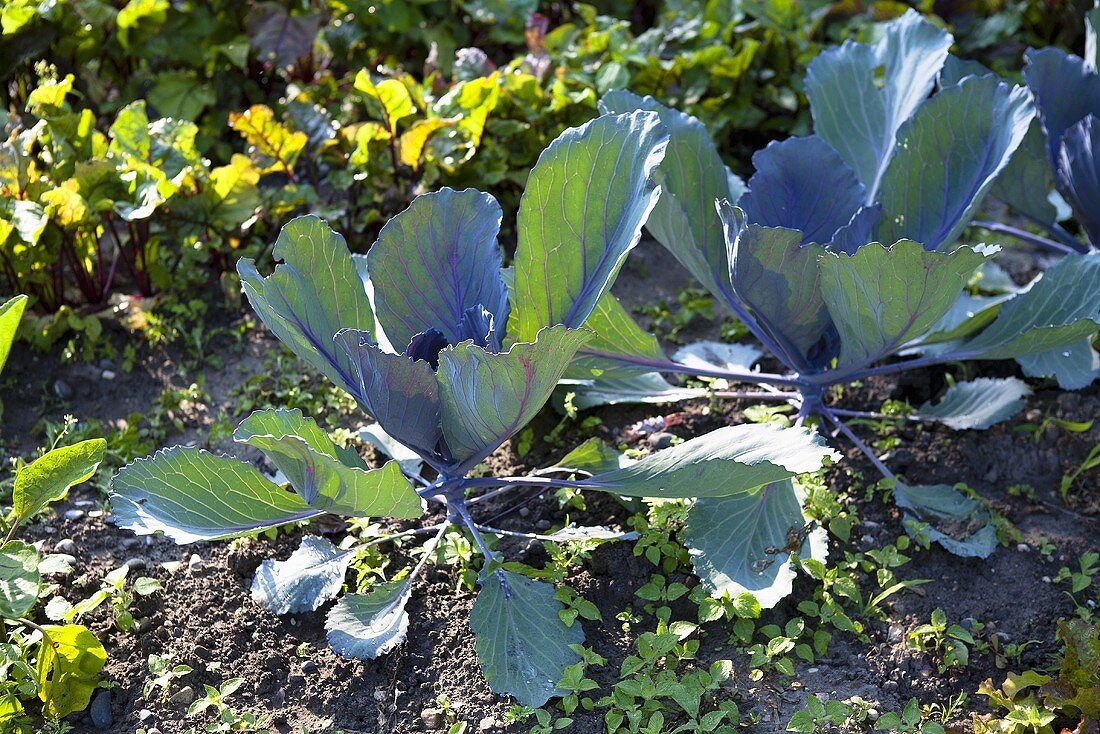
[
  {"xmin": 556, "ymin": 372, "xmax": 706, "ymax": 411},
  {"xmin": 470, "ymin": 569, "xmax": 583, "ymax": 707},
  {"xmin": 107, "ymin": 101, "xmax": 151, "ymax": 160},
  {"xmin": 36, "ymin": 624, "xmax": 107, "ymax": 718},
  {"xmin": 0, "ymin": 540, "xmax": 39, "ymax": 618},
  {"xmin": 368, "ymin": 188, "xmax": 508, "ymax": 350},
  {"xmin": 725, "ymin": 219, "xmax": 830, "ymax": 366},
  {"xmin": 229, "ymin": 104, "xmax": 307, "ymax": 174},
  {"xmin": 806, "ymin": 10, "xmax": 952, "ymax": 199},
  {"xmin": 565, "ymin": 290, "xmax": 665, "ymax": 379},
  {"xmin": 208, "ymin": 154, "xmax": 260, "ymax": 228},
  {"xmin": 893, "ymin": 483, "xmax": 997, "ymax": 558},
  {"xmin": 354, "ymin": 72, "xmax": 416, "ymax": 134},
  {"xmin": 148, "ymin": 70, "xmax": 215, "ymax": 120},
  {"xmin": 233, "ymin": 409, "xmax": 422, "ymax": 518},
  {"xmin": 875, "ymin": 75, "xmax": 1034, "ymax": 251},
  {"xmin": 438, "ymin": 326, "xmax": 589, "ymax": 472},
  {"xmin": 956, "ymin": 252, "xmax": 1100, "ymax": 359},
  {"xmin": 238, "ymin": 215, "xmax": 375, "ymax": 402},
  {"xmin": 3, "ymin": 200, "xmax": 46, "ymax": 245},
  {"xmin": 914, "ymin": 378, "xmax": 1031, "ymax": 430},
  {"xmin": 116, "ymin": 0, "xmax": 168, "ymax": 48},
  {"xmin": 1017, "ymin": 339, "xmax": 1100, "ymax": 390},
  {"xmin": 599, "ymin": 91, "xmax": 740, "ymax": 305},
  {"xmin": 512, "ymin": 112, "xmax": 667, "ymax": 340},
  {"xmin": 546, "ymin": 438, "xmax": 634, "ymax": 475},
  {"xmin": 818, "ymin": 241, "xmax": 991, "ymax": 368},
  {"xmin": 916, "ymin": 292, "xmax": 1014, "ymax": 346},
  {"xmin": 0, "ymin": 294, "xmax": 27, "ymax": 374},
  {"xmin": 11, "ymin": 438, "xmax": 105, "ymax": 529},
  {"xmin": 251, "ymin": 535, "xmax": 353, "ymax": 614},
  {"xmin": 110, "ymin": 447, "xmax": 323, "ymax": 544},
  {"xmin": 684, "ymin": 480, "xmax": 827, "ymax": 609},
  {"xmin": 27, "ymin": 73, "xmax": 73, "ymax": 112},
  {"xmin": 326, "ymin": 580, "xmax": 411, "ymax": 660},
  {"xmin": 583, "ymin": 424, "xmax": 838, "ymax": 499}
]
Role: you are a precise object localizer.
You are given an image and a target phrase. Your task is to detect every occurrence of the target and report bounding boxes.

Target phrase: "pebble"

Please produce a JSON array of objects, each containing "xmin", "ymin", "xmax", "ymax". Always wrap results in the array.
[
  {"xmin": 89, "ymin": 690, "xmax": 113, "ymax": 729},
  {"xmin": 53, "ymin": 378, "xmax": 73, "ymax": 399},
  {"xmin": 420, "ymin": 708, "xmax": 444, "ymax": 728},
  {"xmin": 518, "ymin": 506, "xmax": 531, "ymax": 518},
  {"xmin": 806, "ymin": 667, "xmax": 819, "ymax": 674},
  {"xmin": 1042, "ymin": 576, "xmax": 1052, "ymax": 583},
  {"xmin": 168, "ymin": 685, "xmax": 194, "ymax": 707},
  {"xmin": 160, "ymin": 561, "xmax": 182, "ymax": 574},
  {"xmin": 101, "ymin": 370, "xmax": 117, "ymax": 380},
  {"xmin": 54, "ymin": 538, "xmax": 76, "ymax": 554},
  {"xmin": 887, "ymin": 625, "xmax": 904, "ymax": 643},
  {"xmin": 535, "ymin": 519, "xmax": 551, "ymax": 531},
  {"xmin": 137, "ymin": 708, "xmax": 155, "ymax": 722},
  {"xmin": 883, "ymin": 680, "xmax": 898, "ymax": 692},
  {"xmin": 302, "ymin": 660, "xmax": 318, "ymax": 675},
  {"xmin": 272, "ymin": 688, "xmax": 286, "ymax": 708},
  {"xmin": 647, "ymin": 432, "xmax": 675, "ymax": 450},
  {"xmin": 479, "ymin": 716, "xmax": 498, "ymax": 731},
  {"xmin": 1017, "ymin": 543, "xmax": 1030, "ymax": 552},
  {"xmin": 868, "ymin": 709, "xmax": 880, "ymax": 722},
  {"xmin": 122, "ymin": 557, "xmax": 147, "ymax": 570},
  {"xmin": 134, "ymin": 616, "xmax": 158, "ymax": 633},
  {"xmin": 187, "ymin": 554, "xmax": 204, "ymax": 571},
  {"xmin": 63, "ymin": 509, "xmax": 84, "ymax": 521}
]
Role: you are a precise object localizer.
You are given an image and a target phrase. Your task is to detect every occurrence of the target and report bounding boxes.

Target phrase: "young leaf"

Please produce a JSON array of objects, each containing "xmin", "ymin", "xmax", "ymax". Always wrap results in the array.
[
  {"xmin": 806, "ymin": 10, "xmax": 952, "ymax": 199},
  {"xmin": 0, "ymin": 540, "xmax": 40, "ymax": 618},
  {"xmin": 512, "ymin": 112, "xmax": 668, "ymax": 340},
  {"xmin": 437, "ymin": 325, "xmax": 590, "ymax": 473},
  {"xmin": 914, "ymin": 378, "xmax": 1031, "ymax": 430},
  {"xmin": 0, "ymin": 294, "xmax": 27, "ymax": 375},
  {"xmin": 818, "ymin": 241, "xmax": 991, "ymax": 368},
  {"xmin": 684, "ymin": 479, "xmax": 827, "ymax": 608},
  {"xmin": 599, "ymin": 90, "xmax": 742, "ymax": 304},
  {"xmin": 335, "ymin": 330, "xmax": 445, "ymax": 463},
  {"xmin": 470, "ymin": 569, "xmax": 583, "ymax": 708},
  {"xmin": 725, "ymin": 219, "xmax": 831, "ymax": 368},
  {"xmin": 110, "ymin": 448, "xmax": 323, "ymax": 543},
  {"xmin": 737, "ymin": 136, "xmax": 873, "ymax": 247},
  {"xmin": 893, "ymin": 483, "xmax": 997, "ymax": 558},
  {"xmin": 35, "ymin": 624, "xmax": 107, "ymax": 718},
  {"xmin": 582, "ymin": 424, "xmax": 838, "ymax": 499},
  {"xmin": 875, "ymin": 75, "xmax": 1033, "ymax": 251},
  {"xmin": 367, "ymin": 188, "xmax": 509, "ymax": 350},
  {"xmin": 326, "ymin": 581, "xmax": 412, "ymax": 659},
  {"xmin": 11, "ymin": 438, "xmax": 106, "ymax": 529},
  {"xmin": 251, "ymin": 535, "xmax": 354, "ymax": 615},
  {"xmin": 238, "ymin": 215, "xmax": 376, "ymax": 402},
  {"xmin": 233, "ymin": 409, "xmax": 422, "ymax": 519},
  {"xmin": 354, "ymin": 72, "xmax": 416, "ymax": 135}
]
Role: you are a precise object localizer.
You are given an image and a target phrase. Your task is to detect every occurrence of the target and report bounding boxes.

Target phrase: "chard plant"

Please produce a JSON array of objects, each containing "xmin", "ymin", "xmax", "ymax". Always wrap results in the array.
[
  {"xmin": 108, "ymin": 113, "xmax": 837, "ymax": 706},
  {"xmin": 0, "ymin": 294, "xmax": 109, "ymax": 725},
  {"xmin": 545, "ymin": 13, "xmax": 1100, "ymax": 602}
]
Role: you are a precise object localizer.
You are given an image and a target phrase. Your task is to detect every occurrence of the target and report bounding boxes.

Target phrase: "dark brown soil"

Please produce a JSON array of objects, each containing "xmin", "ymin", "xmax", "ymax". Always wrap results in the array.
[{"xmin": 4, "ymin": 239, "xmax": 1099, "ymax": 734}]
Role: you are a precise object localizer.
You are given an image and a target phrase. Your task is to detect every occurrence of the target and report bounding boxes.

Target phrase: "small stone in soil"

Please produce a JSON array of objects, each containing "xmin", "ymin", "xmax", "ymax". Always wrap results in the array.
[
  {"xmin": 137, "ymin": 708, "xmax": 155, "ymax": 722},
  {"xmin": 1017, "ymin": 543, "xmax": 1030, "ymax": 552},
  {"xmin": 53, "ymin": 379, "xmax": 73, "ymax": 399},
  {"xmin": 122, "ymin": 557, "xmax": 147, "ymax": 570},
  {"xmin": 479, "ymin": 716, "xmax": 497, "ymax": 731},
  {"xmin": 647, "ymin": 432, "xmax": 674, "ymax": 450},
  {"xmin": 518, "ymin": 506, "xmax": 530, "ymax": 517},
  {"xmin": 89, "ymin": 690, "xmax": 113, "ymax": 729},
  {"xmin": 63, "ymin": 509, "xmax": 84, "ymax": 521},
  {"xmin": 187, "ymin": 554, "xmax": 204, "ymax": 570},
  {"xmin": 54, "ymin": 538, "xmax": 76, "ymax": 553},
  {"xmin": 302, "ymin": 660, "xmax": 318, "ymax": 675},
  {"xmin": 134, "ymin": 616, "xmax": 158, "ymax": 633},
  {"xmin": 420, "ymin": 708, "xmax": 444, "ymax": 728},
  {"xmin": 101, "ymin": 369, "xmax": 117, "ymax": 380},
  {"xmin": 168, "ymin": 685, "xmax": 195, "ymax": 707}
]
